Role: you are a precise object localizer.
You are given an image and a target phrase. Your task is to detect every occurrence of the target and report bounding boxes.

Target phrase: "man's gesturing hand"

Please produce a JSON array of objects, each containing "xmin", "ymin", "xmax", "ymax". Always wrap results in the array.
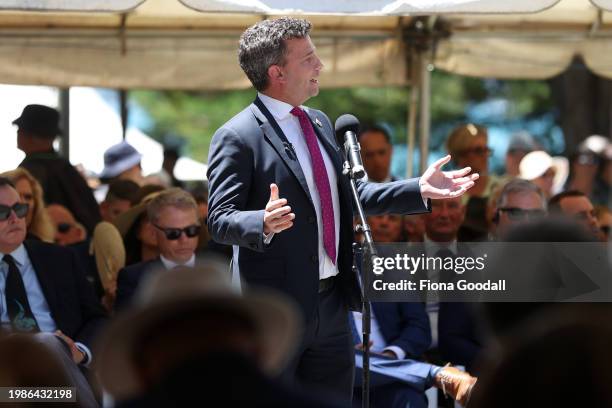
[
  {"xmin": 419, "ymin": 155, "xmax": 479, "ymax": 200},
  {"xmin": 263, "ymin": 184, "xmax": 295, "ymax": 234}
]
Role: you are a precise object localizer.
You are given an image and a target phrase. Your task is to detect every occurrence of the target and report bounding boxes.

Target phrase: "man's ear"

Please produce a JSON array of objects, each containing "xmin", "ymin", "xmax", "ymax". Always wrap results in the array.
[{"xmin": 267, "ymin": 64, "xmax": 284, "ymax": 84}]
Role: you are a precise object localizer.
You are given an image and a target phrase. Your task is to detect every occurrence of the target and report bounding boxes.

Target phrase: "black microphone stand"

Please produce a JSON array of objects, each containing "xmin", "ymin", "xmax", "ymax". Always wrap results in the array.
[{"xmin": 343, "ymin": 160, "xmax": 376, "ymax": 408}]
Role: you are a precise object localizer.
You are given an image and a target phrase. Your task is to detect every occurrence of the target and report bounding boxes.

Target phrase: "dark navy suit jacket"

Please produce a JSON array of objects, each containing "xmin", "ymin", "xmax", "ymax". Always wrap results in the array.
[
  {"xmin": 23, "ymin": 240, "xmax": 107, "ymax": 349},
  {"xmin": 206, "ymin": 99, "xmax": 430, "ymax": 320},
  {"xmin": 114, "ymin": 258, "xmax": 162, "ymax": 312},
  {"xmin": 372, "ymin": 302, "xmax": 431, "ymax": 359}
]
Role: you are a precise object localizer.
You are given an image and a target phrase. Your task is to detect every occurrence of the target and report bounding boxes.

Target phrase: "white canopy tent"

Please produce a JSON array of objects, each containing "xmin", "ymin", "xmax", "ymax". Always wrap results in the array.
[{"xmin": 0, "ymin": 0, "xmax": 609, "ymax": 175}]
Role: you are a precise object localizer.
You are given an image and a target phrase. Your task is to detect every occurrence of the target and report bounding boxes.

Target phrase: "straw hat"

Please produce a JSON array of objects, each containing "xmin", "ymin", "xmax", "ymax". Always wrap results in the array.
[
  {"xmin": 95, "ymin": 266, "xmax": 301, "ymax": 400},
  {"xmin": 519, "ymin": 150, "xmax": 569, "ymax": 195},
  {"xmin": 89, "ymin": 221, "xmax": 125, "ymax": 293}
]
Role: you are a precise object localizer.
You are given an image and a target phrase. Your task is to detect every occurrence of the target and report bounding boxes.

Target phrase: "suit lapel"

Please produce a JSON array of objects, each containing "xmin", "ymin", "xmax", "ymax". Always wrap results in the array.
[
  {"xmin": 23, "ymin": 242, "xmax": 60, "ymax": 320},
  {"xmin": 250, "ymin": 103, "xmax": 314, "ymax": 205},
  {"xmin": 307, "ymin": 110, "xmax": 343, "ymax": 175}
]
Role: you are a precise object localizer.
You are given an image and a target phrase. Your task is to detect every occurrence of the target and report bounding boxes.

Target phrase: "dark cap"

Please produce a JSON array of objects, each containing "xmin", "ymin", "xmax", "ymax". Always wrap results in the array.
[{"xmin": 12, "ymin": 104, "xmax": 62, "ymax": 138}]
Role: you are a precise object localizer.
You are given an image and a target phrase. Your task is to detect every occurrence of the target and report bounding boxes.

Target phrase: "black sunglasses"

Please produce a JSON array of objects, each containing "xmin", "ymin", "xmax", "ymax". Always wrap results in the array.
[
  {"xmin": 153, "ymin": 224, "xmax": 201, "ymax": 240},
  {"xmin": 0, "ymin": 203, "xmax": 29, "ymax": 221},
  {"xmin": 57, "ymin": 222, "xmax": 73, "ymax": 233},
  {"xmin": 499, "ymin": 207, "xmax": 546, "ymax": 221}
]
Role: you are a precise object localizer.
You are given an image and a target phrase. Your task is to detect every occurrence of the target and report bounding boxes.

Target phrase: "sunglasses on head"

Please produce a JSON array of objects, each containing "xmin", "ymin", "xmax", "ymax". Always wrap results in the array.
[
  {"xmin": 0, "ymin": 203, "xmax": 29, "ymax": 221},
  {"xmin": 153, "ymin": 224, "xmax": 201, "ymax": 240},
  {"xmin": 499, "ymin": 207, "xmax": 546, "ymax": 221}
]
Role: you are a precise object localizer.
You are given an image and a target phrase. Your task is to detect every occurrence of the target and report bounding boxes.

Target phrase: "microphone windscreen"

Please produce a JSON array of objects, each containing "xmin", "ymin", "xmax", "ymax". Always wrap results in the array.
[{"xmin": 334, "ymin": 114, "xmax": 360, "ymax": 143}]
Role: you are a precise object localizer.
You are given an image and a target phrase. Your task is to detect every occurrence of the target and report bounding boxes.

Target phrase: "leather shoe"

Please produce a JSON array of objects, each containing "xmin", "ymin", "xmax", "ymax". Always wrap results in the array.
[{"xmin": 434, "ymin": 365, "xmax": 477, "ymax": 406}]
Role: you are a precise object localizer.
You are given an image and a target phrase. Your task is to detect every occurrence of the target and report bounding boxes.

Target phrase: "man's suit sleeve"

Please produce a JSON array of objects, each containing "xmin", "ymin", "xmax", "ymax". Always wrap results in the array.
[
  {"xmin": 388, "ymin": 303, "xmax": 432, "ymax": 359},
  {"xmin": 207, "ymin": 126, "xmax": 267, "ymax": 252},
  {"xmin": 314, "ymin": 110, "xmax": 430, "ymax": 216},
  {"xmin": 114, "ymin": 267, "xmax": 135, "ymax": 312},
  {"xmin": 356, "ymin": 178, "xmax": 430, "ymax": 216},
  {"xmin": 69, "ymin": 248, "xmax": 107, "ymax": 350}
]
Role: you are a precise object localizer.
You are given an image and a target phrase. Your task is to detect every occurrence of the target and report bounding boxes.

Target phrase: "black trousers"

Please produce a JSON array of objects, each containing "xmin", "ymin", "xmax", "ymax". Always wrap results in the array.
[{"xmin": 283, "ymin": 282, "xmax": 355, "ymax": 407}]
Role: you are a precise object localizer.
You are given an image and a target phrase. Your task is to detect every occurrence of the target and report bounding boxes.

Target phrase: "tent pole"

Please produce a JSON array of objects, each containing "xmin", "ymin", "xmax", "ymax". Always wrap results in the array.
[
  {"xmin": 59, "ymin": 88, "xmax": 70, "ymax": 159},
  {"xmin": 120, "ymin": 89, "xmax": 128, "ymax": 139},
  {"xmin": 406, "ymin": 55, "xmax": 419, "ymax": 179},
  {"xmin": 419, "ymin": 54, "xmax": 431, "ymax": 174}
]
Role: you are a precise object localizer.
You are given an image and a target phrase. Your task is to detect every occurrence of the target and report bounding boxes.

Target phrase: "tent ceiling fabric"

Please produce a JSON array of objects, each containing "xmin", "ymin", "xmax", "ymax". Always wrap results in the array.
[
  {"xmin": 434, "ymin": 0, "xmax": 612, "ymax": 79},
  {"xmin": 590, "ymin": 0, "xmax": 612, "ymax": 11},
  {"xmin": 0, "ymin": 0, "xmax": 612, "ymax": 88},
  {"xmin": 180, "ymin": 0, "xmax": 560, "ymax": 15},
  {"xmin": 0, "ymin": 0, "xmax": 144, "ymax": 12}
]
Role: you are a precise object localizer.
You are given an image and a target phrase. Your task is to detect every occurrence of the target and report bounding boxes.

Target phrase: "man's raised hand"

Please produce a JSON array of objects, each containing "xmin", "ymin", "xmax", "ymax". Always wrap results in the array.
[
  {"xmin": 419, "ymin": 155, "xmax": 479, "ymax": 200},
  {"xmin": 263, "ymin": 183, "xmax": 295, "ymax": 234}
]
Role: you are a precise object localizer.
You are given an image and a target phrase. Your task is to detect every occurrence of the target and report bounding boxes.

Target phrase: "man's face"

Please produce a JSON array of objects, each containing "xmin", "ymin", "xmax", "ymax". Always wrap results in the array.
[
  {"xmin": 458, "ymin": 135, "xmax": 489, "ymax": 174},
  {"xmin": 422, "ymin": 197, "xmax": 465, "ymax": 242},
  {"xmin": 496, "ymin": 191, "xmax": 545, "ymax": 235},
  {"xmin": 360, "ymin": 131, "xmax": 392, "ymax": 182},
  {"xmin": 0, "ymin": 186, "xmax": 27, "ymax": 252},
  {"xmin": 277, "ymin": 36, "xmax": 323, "ymax": 106},
  {"xmin": 367, "ymin": 214, "xmax": 403, "ymax": 243},
  {"xmin": 152, "ymin": 206, "xmax": 200, "ymax": 263},
  {"xmin": 100, "ymin": 198, "xmax": 132, "ymax": 223},
  {"xmin": 46, "ymin": 204, "xmax": 85, "ymax": 246},
  {"xmin": 558, "ymin": 196, "xmax": 600, "ymax": 237}
]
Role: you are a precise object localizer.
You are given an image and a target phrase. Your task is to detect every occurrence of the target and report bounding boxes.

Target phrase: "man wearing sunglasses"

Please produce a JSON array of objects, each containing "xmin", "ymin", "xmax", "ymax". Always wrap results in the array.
[
  {"xmin": 115, "ymin": 188, "xmax": 202, "ymax": 311},
  {"xmin": 492, "ymin": 179, "xmax": 547, "ymax": 239},
  {"xmin": 0, "ymin": 177, "xmax": 107, "ymax": 407}
]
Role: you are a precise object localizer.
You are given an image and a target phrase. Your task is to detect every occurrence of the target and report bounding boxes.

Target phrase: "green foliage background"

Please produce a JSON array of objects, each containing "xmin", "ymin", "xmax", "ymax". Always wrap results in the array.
[{"xmin": 131, "ymin": 70, "xmax": 553, "ymax": 163}]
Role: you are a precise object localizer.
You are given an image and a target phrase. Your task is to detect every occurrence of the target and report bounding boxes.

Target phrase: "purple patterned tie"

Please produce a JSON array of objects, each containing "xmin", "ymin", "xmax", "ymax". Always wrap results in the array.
[{"xmin": 291, "ymin": 107, "xmax": 336, "ymax": 265}]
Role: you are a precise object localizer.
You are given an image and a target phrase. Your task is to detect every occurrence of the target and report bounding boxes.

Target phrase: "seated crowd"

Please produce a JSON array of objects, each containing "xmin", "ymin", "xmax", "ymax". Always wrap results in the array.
[{"xmin": 0, "ymin": 105, "xmax": 609, "ymax": 408}]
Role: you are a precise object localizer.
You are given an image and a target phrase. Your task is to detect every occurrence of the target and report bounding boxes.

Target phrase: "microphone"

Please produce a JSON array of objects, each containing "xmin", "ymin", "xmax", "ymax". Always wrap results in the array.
[{"xmin": 335, "ymin": 114, "xmax": 366, "ymax": 179}]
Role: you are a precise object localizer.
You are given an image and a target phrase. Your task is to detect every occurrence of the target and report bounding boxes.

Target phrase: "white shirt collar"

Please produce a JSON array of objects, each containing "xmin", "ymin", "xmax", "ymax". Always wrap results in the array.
[
  {"xmin": 257, "ymin": 92, "xmax": 309, "ymax": 121},
  {"xmin": 160, "ymin": 254, "xmax": 196, "ymax": 270},
  {"xmin": 1, "ymin": 244, "xmax": 27, "ymax": 267},
  {"xmin": 423, "ymin": 235, "xmax": 458, "ymax": 255}
]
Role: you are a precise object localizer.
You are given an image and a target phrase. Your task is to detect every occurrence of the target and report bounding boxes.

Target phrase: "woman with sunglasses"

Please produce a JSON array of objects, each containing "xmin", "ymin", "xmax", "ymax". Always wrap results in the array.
[{"xmin": 0, "ymin": 168, "xmax": 54, "ymax": 242}]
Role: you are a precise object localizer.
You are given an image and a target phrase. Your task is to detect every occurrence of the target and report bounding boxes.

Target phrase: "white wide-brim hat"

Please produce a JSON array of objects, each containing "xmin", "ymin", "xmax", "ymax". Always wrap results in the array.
[
  {"xmin": 519, "ymin": 150, "xmax": 569, "ymax": 195},
  {"xmin": 95, "ymin": 265, "xmax": 302, "ymax": 401}
]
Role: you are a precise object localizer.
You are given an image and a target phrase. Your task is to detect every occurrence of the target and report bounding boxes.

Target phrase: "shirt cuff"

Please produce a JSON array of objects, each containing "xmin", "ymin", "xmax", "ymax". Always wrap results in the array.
[
  {"xmin": 75, "ymin": 342, "xmax": 92, "ymax": 367},
  {"xmin": 382, "ymin": 345, "xmax": 406, "ymax": 360},
  {"xmin": 427, "ymin": 365, "xmax": 443, "ymax": 388},
  {"xmin": 263, "ymin": 232, "xmax": 275, "ymax": 245}
]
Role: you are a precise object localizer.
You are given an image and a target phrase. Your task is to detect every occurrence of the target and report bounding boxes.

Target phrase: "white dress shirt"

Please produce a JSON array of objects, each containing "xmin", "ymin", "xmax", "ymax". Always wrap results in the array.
[
  {"xmin": 160, "ymin": 254, "xmax": 196, "ymax": 270},
  {"xmin": 257, "ymin": 93, "xmax": 341, "ymax": 280}
]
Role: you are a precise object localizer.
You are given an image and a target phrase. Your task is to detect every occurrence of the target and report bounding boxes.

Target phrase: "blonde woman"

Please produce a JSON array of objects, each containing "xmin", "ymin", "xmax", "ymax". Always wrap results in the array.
[{"xmin": 0, "ymin": 167, "xmax": 54, "ymax": 242}]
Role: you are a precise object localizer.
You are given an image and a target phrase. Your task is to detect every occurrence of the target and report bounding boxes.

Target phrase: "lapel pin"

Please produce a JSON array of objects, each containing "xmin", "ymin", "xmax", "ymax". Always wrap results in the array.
[{"xmin": 315, "ymin": 118, "xmax": 323, "ymax": 128}]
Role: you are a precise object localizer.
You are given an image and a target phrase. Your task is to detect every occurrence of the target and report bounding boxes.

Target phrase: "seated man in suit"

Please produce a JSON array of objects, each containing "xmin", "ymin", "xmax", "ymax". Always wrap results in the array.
[
  {"xmin": 0, "ymin": 177, "xmax": 107, "ymax": 407},
  {"xmin": 115, "ymin": 188, "xmax": 202, "ymax": 310},
  {"xmin": 353, "ymin": 214, "xmax": 475, "ymax": 407}
]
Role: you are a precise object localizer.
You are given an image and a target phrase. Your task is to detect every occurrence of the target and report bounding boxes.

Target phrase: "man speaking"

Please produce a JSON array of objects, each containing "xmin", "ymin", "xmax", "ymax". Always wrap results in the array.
[{"xmin": 207, "ymin": 17, "xmax": 477, "ymax": 403}]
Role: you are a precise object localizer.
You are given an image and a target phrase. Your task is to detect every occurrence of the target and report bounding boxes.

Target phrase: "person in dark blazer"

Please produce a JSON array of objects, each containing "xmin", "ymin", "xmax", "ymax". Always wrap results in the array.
[
  {"xmin": 115, "ymin": 188, "xmax": 213, "ymax": 311},
  {"xmin": 206, "ymin": 17, "xmax": 478, "ymax": 403},
  {"xmin": 0, "ymin": 177, "xmax": 107, "ymax": 407},
  {"xmin": 0, "ymin": 178, "xmax": 106, "ymax": 354},
  {"xmin": 13, "ymin": 104, "xmax": 101, "ymax": 234}
]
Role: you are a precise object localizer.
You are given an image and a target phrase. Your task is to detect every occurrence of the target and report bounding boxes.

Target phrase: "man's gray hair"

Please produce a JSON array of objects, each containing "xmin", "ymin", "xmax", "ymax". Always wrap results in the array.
[
  {"xmin": 497, "ymin": 178, "xmax": 547, "ymax": 210},
  {"xmin": 147, "ymin": 188, "xmax": 198, "ymax": 224},
  {"xmin": 239, "ymin": 17, "xmax": 312, "ymax": 91}
]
